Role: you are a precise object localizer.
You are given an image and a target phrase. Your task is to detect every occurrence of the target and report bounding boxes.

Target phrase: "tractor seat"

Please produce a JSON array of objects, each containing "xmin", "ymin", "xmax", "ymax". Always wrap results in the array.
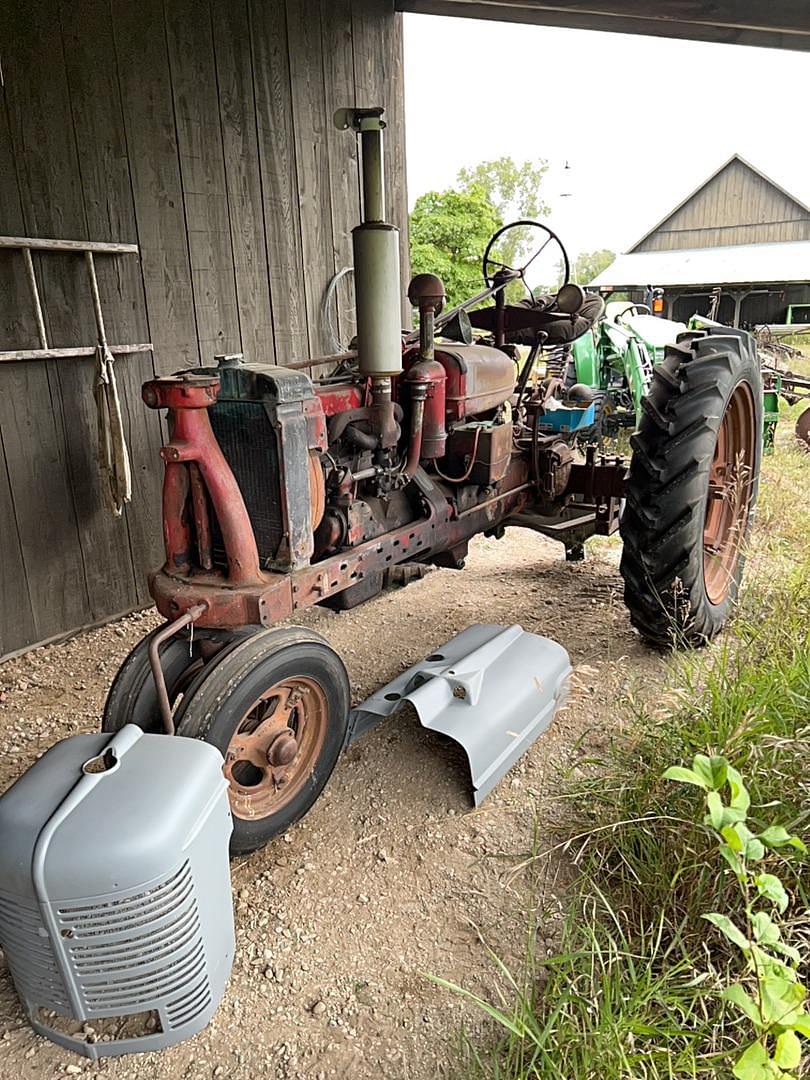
[{"xmin": 467, "ymin": 292, "xmax": 604, "ymax": 346}]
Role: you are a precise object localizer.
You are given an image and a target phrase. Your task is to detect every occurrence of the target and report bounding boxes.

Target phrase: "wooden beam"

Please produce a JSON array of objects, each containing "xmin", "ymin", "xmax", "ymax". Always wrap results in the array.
[
  {"xmin": 396, "ymin": 1, "xmax": 810, "ymax": 51},
  {"xmin": 0, "ymin": 235, "xmax": 140, "ymax": 253},
  {"xmin": 0, "ymin": 344, "xmax": 153, "ymax": 362}
]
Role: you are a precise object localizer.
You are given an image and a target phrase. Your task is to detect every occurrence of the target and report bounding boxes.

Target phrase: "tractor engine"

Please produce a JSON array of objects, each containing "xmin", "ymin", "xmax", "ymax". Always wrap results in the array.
[{"xmin": 176, "ymin": 325, "xmax": 520, "ymax": 613}]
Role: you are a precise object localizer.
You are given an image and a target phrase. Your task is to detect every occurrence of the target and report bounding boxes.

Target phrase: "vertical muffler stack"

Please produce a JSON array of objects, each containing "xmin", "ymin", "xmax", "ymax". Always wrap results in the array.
[
  {"xmin": 0, "ymin": 724, "xmax": 234, "ymax": 1058},
  {"xmin": 335, "ymin": 106, "xmax": 402, "ymax": 446}
]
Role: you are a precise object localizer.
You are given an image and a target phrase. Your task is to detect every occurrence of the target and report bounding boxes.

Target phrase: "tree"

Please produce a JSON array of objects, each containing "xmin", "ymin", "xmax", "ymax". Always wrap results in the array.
[
  {"xmin": 457, "ymin": 157, "xmax": 549, "ymax": 224},
  {"xmin": 457, "ymin": 157, "xmax": 549, "ymax": 269},
  {"xmin": 408, "ymin": 156, "xmax": 550, "ymax": 308},
  {"xmin": 409, "ymin": 186, "xmax": 502, "ymax": 308},
  {"xmin": 571, "ymin": 248, "xmax": 615, "ymax": 285}
]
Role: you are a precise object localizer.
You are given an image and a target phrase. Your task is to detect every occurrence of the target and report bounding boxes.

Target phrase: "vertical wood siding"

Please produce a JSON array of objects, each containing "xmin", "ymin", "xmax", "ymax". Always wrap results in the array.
[{"xmin": 0, "ymin": 0, "xmax": 408, "ymax": 659}]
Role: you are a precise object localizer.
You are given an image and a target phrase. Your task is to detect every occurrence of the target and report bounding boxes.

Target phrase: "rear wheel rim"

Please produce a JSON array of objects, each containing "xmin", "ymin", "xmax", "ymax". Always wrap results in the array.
[
  {"xmin": 703, "ymin": 382, "xmax": 757, "ymax": 605},
  {"xmin": 223, "ymin": 676, "xmax": 328, "ymax": 821}
]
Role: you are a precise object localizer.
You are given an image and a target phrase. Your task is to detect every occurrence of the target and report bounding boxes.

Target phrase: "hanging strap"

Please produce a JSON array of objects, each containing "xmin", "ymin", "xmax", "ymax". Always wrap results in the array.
[
  {"xmin": 85, "ymin": 250, "xmax": 132, "ymax": 517},
  {"xmin": 94, "ymin": 342, "xmax": 132, "ymax": 517}
]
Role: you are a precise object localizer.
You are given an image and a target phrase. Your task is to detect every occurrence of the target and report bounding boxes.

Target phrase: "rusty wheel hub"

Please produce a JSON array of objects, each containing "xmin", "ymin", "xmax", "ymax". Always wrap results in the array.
[
  {"xmin": 703, "ymin": 383, "xmax": 757, "ymax": 605},
  {"xmin": 224, "ymin": 677, "xmax": 327, "ymax": 820}
]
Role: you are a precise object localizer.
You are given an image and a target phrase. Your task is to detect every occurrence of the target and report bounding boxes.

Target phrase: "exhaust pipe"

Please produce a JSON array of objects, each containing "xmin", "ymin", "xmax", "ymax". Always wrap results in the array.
[{"xmin": 335, "ymin": 107, "xmax": 402, "ymax": 381}]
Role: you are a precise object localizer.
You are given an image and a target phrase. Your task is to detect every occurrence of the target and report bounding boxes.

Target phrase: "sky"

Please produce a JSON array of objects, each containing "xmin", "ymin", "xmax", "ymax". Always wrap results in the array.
[{"xmin": 402, "ymin": 14, "xmax": 810, "ymax": 263}]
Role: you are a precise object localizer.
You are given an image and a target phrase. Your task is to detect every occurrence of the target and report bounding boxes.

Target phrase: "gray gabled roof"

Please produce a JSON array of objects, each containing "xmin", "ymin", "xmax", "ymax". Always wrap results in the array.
[
  {"xmin": 627, "ymin": 154, "xmax": 810, "ymax": 253},
  {"xmin": 589, "ymin": 240, "xmax": 810, "ymax": 289}
]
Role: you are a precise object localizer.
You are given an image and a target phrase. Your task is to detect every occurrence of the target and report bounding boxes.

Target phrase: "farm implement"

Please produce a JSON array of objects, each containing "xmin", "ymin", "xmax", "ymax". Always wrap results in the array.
[
  {"xmin": 102, "ymin": 107, "xmax": 764, "ymax": 854},
  {"xmin": 565, "ymin": 298, "xmax": 810, "ymax": 450}
]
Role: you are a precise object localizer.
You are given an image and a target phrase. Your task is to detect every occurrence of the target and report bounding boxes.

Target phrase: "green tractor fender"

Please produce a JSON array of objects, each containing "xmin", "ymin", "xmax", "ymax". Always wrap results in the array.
[{"xmin": 569, "ymin": 328, "xmax": 600, "ymax": 388}]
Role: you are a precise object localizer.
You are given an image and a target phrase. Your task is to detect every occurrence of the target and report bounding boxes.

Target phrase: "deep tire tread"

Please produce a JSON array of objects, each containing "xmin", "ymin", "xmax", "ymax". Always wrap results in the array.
[{"xmin": 620, "ymin": 331, "xmax": 762, "ymax": 647}]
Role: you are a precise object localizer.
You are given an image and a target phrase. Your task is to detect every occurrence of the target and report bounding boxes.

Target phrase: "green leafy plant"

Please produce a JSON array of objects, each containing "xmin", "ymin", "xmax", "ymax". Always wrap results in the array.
[{"xmin": 663, "ymin": 755, "xmax": 807, "ymax": 1080}]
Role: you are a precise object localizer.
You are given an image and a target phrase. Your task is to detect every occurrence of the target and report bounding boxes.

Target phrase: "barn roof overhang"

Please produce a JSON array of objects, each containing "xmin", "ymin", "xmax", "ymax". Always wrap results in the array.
[
  {"xmin": 589, "ymin": 241, "xmax": 810, "ymax": 290},
  {"xmin": 396, "ymin": 2, "xmax": 810, "ymax": 52}
]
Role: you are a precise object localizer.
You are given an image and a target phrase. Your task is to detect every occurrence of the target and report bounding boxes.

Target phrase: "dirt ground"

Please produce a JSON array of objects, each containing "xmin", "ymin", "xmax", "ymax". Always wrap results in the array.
[{"xmin": 0, "ymin": 528, "xmax": 666, "ymax": 1079}]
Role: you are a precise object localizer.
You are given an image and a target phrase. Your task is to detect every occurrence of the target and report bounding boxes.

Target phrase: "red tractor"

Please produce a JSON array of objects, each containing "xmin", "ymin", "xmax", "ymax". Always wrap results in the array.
[{"xmin": 103, "ymin": 108, "xmax": 763, "ymax": 855}]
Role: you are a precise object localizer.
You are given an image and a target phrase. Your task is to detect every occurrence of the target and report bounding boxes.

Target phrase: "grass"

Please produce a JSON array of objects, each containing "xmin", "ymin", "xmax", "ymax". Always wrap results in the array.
[{"xmin": 448, "ymin": 404, "xmax": 810, "ymax": 1078}]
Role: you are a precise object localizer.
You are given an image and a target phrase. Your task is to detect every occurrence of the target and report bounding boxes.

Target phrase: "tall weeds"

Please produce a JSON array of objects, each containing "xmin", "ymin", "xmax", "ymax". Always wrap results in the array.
[{"xmin": 454, "ymin": 430, "xmax": 810, "ymax": 1078}]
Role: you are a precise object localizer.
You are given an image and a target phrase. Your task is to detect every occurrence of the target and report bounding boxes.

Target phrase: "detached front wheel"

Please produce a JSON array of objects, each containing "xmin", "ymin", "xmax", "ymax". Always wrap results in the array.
[{"xmin": 620, "ymin": 329, "xmax": 762, "ymax": 646}]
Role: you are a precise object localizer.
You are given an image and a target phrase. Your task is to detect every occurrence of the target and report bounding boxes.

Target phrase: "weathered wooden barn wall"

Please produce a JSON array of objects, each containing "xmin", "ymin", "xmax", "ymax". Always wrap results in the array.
[
  {"xmin": 0, "ymin": 0, "xmax": 408, "ymax": 660},
  {"xmin": 632, "ymin": 157, "xmax": 810, "ymax": 252}
]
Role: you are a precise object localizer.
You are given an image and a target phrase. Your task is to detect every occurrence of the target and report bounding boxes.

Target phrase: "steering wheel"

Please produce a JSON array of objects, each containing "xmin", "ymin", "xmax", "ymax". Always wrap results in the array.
[
  {"xmin": 482, "ymin": 219, "xmax": 570, "ymax": 295},
  {"xmin": 616, "ymin": 303, "xmax": 651, "ymax": 323}
]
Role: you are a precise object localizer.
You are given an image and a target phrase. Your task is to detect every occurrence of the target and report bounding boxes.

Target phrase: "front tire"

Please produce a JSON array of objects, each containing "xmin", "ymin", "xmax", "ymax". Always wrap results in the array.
[
  {"xmin": 102, "ymin": 625, "xmax": 250, "ymax": 734},
  {"xmin": 620, "ymin": 329, "xmax": 762, "ymax": 646},
  {"xmin": 172, "ymin": 626, "xmax": 351, "ymax": 856}
]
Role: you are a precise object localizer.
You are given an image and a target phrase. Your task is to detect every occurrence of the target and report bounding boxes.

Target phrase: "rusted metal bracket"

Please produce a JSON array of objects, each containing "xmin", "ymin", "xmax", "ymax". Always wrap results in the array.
[{"xmin": 148, "ymin": 603, "xmax": 208, "ymax": 736}]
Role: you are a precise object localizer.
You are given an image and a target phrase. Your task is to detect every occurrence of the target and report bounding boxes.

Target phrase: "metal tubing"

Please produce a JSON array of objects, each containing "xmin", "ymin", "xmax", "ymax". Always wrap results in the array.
[
  {"xmin": 495, "ymin": 284, "xmax": 506, "ymax": 347},
  {"xmin": 360, "ymin": 127, "xmax": 385, "ymax": 223},
  {"xmin": 369, "ymin": 376, "xmax": 401, "ymax": 447},
  {"xmin": 148, "ymin": 603, "xmax": 207, "ymax": 735},
  {"xmin": 420, "ymin": 308, "xmax": 435, "ymax": 362},
  {"xmin": 402, "ymin": 390, "xmax": 426, "ymax": 480},
  {"xmin": 350, "ymin": 466, "xmax": 380, "ymax": 482}
]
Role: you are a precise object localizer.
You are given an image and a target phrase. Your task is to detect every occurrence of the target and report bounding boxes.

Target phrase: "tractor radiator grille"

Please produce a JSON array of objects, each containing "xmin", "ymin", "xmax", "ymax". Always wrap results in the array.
[
  {"xmin": 55, "ymin": 861, "xmax": 212, "ymax": 1027},
  {"xmin": 209, "ymin": 401, "xmax": 284, "ymax": 569},
  {"xmin": 0, "ymin": 895, "xmax": 70, "ymax": 1011}
]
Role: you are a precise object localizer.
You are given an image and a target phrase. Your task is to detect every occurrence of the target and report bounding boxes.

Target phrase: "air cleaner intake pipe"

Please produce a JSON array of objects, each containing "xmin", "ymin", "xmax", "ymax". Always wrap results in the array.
[
  {"xmin": 406, "ymin": 361, "xmax": 446, "ymax": 461},
  {"xmin": 335, "ymin": 106, "xmax": 402, "ymax": 380},
  {"xmin": 405, "ymin": 272, "xmax": 448, "ymax": 463},
  {"xmin": 402, "ymin": 381, "xmax": 426, "ymax": 481}
]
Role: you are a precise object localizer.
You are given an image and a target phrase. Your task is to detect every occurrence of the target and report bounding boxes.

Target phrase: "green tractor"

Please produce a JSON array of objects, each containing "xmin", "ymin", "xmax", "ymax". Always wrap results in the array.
[
  {"xmin": 564, "ymin": 298, "xmax": 682, "ymax": 438},
  {"xmin": 563, "ymin": 298, "xmax": 810, "ymax": 450}
]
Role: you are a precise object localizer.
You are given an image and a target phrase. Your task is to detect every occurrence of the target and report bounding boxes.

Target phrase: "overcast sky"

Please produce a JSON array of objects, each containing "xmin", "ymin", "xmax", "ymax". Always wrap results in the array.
[{"xmin": 402, "ymin": 15, "xmax": 810, "ymax": 262}]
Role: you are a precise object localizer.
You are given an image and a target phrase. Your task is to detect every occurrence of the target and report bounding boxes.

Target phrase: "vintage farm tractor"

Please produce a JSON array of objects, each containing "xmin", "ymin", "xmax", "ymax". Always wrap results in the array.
[{"xmin": 102, "ymin": 108, "xmax": 764, "ymax": 855}]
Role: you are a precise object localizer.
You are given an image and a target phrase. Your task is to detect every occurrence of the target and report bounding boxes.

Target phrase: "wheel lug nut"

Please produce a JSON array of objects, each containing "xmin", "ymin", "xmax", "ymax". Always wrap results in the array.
[{"xmin": 267, "ymin": 731, "xmax": 298, "ymax": 766}]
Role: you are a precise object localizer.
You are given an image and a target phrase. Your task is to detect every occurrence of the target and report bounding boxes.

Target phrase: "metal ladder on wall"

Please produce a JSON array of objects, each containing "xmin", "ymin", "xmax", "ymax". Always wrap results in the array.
[{"xmin": 0, "ymin": 236, "xmax": 153, "ymax": 515}]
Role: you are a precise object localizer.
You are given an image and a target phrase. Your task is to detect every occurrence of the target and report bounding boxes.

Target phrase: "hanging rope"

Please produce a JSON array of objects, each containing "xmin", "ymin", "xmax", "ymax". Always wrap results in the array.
[
  {"xmin": 94, "ymin": 342, "xmax": 132, "ymax": 517},
  {"xmin": 85, "ymin": 251, "xmax": 132, "ymax": 517}
]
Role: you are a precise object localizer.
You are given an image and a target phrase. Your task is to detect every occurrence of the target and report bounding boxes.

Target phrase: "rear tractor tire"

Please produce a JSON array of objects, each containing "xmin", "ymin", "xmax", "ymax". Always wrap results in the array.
[
  {"xmin": 796, "ymin": 406, "xmax": 810, "ymax": 453},
  {"xmin": 619, "ymin": 329, "xmax": 762, "ymax": 646}
]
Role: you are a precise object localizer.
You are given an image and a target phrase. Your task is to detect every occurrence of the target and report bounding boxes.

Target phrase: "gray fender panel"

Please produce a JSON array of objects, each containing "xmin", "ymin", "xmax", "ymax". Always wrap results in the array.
[{"xmin": 347, "ymin": 624, "xmax": 571, "ymax": 805}]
